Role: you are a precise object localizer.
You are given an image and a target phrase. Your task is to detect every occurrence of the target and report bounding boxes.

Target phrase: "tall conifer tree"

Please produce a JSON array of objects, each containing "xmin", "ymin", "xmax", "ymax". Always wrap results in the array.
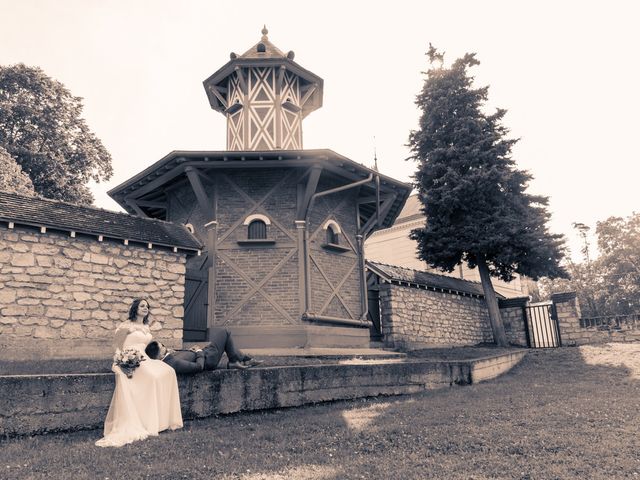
[{"xmin": 408, "ymin": 46, "xmax": 567, "ymax": 346}]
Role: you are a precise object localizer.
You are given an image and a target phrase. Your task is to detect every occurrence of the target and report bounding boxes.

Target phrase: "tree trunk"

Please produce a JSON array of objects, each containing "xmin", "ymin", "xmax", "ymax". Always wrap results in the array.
[{"xmin": 477, "ymin": 256, "xmax": 508, "ymax": 347}]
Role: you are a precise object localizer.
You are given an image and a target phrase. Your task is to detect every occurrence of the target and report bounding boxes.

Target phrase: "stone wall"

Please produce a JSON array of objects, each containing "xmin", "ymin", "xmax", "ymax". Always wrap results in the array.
[
  {"xmin": 379, "ymin": 283, "xmax": 528, "ymax": 349},
  {"xmin": 0, "ymin": 226, "xmax": 188, "ymax": 361},
  {"xmin": 380, "ymin": 283, "xmax": 492, "ymax": 348},
  {"xmin": 553, "ymin": 292, "xmax": 640, "ymax": 345}
]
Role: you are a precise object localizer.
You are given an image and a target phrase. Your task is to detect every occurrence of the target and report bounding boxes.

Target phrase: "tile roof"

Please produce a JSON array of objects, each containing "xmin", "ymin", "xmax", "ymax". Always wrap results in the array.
[
  {"xmin": 396, "ymin": 194, "xmax": 422, "ymax": 221},
  {"xmin": 367, "ymin": 261, "xmax": 504, "ymax": 299},
  {"xmin": 0, "ymin": 191, "xmax": 201, "ymax": 251},
  {"xmin": 239, "ymin": 38, "xmax": 287, "ymax": 59}
]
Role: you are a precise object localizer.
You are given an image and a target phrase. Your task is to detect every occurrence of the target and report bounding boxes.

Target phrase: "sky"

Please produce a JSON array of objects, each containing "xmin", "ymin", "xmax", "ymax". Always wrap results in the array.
[{"xmin": 1, "ymin": 0, "xmax": 638, "ymax": 260}]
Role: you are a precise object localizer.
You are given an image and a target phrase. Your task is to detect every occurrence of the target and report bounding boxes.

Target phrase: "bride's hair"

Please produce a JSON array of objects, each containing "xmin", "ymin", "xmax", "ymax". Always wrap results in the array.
[{"xmin": 128, "ymin": 298, "xmax": 150, "ymax": 325}]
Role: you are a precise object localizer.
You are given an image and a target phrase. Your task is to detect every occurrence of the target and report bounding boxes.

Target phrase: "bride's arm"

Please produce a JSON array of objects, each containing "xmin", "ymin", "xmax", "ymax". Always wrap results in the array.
[{"xmin": 113, "ymin": 323, "xmax": 131, "ymax": 351}]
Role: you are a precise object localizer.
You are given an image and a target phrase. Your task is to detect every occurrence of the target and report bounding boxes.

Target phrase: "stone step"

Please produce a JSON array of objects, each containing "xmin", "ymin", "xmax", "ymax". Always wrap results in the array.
[{"xmin": 0, "ymin": 350, "xmax": 527, "ymax": 438}]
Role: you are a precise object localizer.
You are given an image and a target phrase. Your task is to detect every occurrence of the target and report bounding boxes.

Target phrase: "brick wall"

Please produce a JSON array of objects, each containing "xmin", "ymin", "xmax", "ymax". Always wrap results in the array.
[
  {"xmin": 170, "ymin": 168, "xmax": 365, "ymax": 326},
  {"xmin": 0, "ymin": 226, "xmax": 187, "ymax": 361},
  {"xmin": 379, "ymin": 283, "xmax": 528, "ymax": 349},
  {"xmin": 308, "ymin": 183, "xmax": 362, "ymax": 319}
]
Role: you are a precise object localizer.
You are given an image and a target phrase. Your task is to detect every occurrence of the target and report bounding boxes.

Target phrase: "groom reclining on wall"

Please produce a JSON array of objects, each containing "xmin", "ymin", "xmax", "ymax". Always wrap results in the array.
[{"xmin": 145, "ymin": 327, "xmax": 263, "ymax": 374}]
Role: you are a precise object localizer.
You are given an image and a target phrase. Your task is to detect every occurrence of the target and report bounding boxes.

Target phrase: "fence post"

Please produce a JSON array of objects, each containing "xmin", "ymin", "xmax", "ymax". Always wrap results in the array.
[{"xmin": 551, "ymin": 292, "xmax": 581, "ymax": 346}]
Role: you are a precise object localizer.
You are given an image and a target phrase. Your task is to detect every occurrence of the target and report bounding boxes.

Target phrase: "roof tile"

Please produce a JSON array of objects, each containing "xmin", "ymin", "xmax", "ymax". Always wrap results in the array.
[
  {"xmin": 367, "ymin": 261, "xmax": 503, "ymax": 298},
  {"xmin": 0, "ymin": 192, "xmax": 201, "ymax": 251}
]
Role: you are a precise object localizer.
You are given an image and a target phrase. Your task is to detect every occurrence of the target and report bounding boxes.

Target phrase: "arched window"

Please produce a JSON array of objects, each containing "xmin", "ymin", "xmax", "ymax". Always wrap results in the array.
[
  {"xmin": 248, "ymin": 219, "xmax": 267, "ymax": 240},
  {"xmin": 326, "ymin": 224, "xmax": 339, "ymax": 244}
]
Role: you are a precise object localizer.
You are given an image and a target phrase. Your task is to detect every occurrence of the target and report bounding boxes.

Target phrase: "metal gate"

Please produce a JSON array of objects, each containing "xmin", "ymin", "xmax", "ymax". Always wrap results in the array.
[{"xmin": 524, "ymin": 303, "xmax": 561, "ymax": 348}]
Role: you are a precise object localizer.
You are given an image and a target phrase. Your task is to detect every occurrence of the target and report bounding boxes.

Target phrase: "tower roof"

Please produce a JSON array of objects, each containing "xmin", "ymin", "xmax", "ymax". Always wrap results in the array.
[
  {"xmin": 203, "ymin": 26, "xmax": 323, "ymax": 118},
  {"xmin": 238, "ymin": 26, "xmax": 288, "ymax": 59}
]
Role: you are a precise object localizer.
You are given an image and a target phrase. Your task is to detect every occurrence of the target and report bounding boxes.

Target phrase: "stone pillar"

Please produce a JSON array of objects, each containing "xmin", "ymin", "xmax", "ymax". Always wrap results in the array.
[
  {"xmin": 551, "ymin": 292, "xmax": 581, "ymax": 346},
  {"xmin": 498, "ymin": 296, "xmax": 529, "ymax": 347},
  {"xmin": 378, "ymin": 282, "xmax": 395, "ymax": 349}
]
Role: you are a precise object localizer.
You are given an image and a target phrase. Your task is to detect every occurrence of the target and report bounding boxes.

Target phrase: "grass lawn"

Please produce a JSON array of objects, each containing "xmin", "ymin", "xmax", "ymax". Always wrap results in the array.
[{"xmin": 1, "ymin": 343, "xmax": 640, "ymax": 479}]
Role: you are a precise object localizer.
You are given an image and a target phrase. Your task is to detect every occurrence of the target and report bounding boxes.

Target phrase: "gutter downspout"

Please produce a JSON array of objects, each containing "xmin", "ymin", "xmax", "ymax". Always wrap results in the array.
[{"xmin": 302, "ymin": 173, "xmax": 374, "ymax": 327}]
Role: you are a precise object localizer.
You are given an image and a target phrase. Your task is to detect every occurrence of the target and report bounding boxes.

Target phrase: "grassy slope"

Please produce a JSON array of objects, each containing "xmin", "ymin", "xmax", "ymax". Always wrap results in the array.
[{"xmin": 1, "ymin": 345, "xmax": 639, "ymax": 479}]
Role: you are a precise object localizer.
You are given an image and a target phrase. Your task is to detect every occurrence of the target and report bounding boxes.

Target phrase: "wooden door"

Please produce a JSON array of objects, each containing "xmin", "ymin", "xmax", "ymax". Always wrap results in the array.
[{"xmin": 183, "ymin": 263, "xmax": 209, "ymax": 341}]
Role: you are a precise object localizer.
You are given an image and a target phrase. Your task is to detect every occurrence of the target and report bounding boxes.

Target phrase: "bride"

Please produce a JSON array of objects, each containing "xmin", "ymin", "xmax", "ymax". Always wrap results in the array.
[{"xmin": 95, "ymin": 298, "xmax": 183, "ymax": 447}]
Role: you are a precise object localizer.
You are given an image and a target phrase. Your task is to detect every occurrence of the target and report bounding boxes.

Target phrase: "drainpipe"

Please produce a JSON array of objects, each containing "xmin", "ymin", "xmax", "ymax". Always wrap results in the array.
[
  {"xmin": 356, "ymin": 233, "xmax": 369, "ymax": 322},
  {"xmin": 302, "ymin": 173, "xmax": 374, "ymax": 327},
  {"xmin": 306, "ymin": 173, "xmax": 374, "ymax": 217}
]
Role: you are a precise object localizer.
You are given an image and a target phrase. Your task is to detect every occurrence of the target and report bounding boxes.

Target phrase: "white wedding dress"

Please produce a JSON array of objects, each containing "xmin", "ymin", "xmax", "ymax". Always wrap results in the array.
[{"xmin": 95, "ymin": 324, "xmax": 183, "ymax": 447}]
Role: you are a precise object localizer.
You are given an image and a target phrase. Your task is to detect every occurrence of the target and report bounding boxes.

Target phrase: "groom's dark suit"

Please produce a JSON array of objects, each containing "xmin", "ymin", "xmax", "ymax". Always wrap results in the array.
[
  {"xmin": 161, "ymin": 328, "xmax": 248, "ymax": 374},
  {"xmin": 162, "ymin": 348, "xmax": 207, "ymax": 374}
]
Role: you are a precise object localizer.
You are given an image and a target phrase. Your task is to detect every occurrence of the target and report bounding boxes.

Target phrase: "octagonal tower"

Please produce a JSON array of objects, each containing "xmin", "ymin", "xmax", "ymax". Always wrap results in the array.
[{"xmin": 203, "ymin": 27, "xmax": 324, "ymax": 151}]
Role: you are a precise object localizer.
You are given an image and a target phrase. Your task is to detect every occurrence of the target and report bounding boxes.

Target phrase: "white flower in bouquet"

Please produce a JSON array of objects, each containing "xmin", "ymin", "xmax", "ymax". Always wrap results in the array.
[{"xmin": 114, "ymin": 348, "xmax": 146, "ymax": 378}]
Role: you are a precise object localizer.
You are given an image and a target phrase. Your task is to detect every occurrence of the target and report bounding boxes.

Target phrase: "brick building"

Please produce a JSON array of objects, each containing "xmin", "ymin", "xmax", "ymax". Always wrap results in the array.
[{"xmin": 108, "ymin": 28, "xmax": 411, "ymax": 347}]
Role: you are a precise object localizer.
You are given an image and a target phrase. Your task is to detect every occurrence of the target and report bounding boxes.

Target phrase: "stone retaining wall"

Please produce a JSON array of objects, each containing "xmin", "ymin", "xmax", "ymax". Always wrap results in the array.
[
  {"xmin": 0, "ymin": 352, "xmax": 527, "ymax": 438},
  {"xmin": 0, "ymin": 226, "xmax": 188, "ymax": 360}
]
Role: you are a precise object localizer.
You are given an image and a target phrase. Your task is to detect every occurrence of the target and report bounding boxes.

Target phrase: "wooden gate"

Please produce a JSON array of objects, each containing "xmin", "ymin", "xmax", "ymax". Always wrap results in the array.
[
  {"xmin": 183, "ymin": 265, "xmax": 208, "ymax": 341},
  {"xmin": 524, "ymin": 303, "xmax": 561, "ymax": 348}
]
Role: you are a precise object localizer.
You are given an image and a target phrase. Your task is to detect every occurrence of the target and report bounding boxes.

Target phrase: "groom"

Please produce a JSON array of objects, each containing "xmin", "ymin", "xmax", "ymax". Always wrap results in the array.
[{"xmin": 145, "ymin": 327, "xmax": 263, "ymax": 374}]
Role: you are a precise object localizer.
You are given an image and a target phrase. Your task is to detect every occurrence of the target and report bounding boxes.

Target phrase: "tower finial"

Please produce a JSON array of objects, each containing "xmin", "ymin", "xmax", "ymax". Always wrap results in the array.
[
  {"xmin": 373, "ymin": 136, "xmax": 379, "ymax": 172},
  {"xmin": 261, "ymin": 25, "xmax": 269, "ymax": 41}
]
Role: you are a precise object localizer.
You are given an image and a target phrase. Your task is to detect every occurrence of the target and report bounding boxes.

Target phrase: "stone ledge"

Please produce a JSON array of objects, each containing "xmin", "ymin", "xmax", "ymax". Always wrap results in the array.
[{"xmin": 0, "ymin": 352, "xmax": 526, "ymax": 438}]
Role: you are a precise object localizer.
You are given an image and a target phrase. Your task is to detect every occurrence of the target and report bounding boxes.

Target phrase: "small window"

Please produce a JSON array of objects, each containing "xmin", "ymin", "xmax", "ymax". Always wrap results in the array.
[
  {"xmin": 321, "ymin": 220, "xmax": 350, "ymax": 252},
  {"xmin": 326, "ymin": 225, "xmax": 339, "ymax": 245},
  {"xmin": 248, "ymin": 220, "xmax": 267, "ymax": 240}
]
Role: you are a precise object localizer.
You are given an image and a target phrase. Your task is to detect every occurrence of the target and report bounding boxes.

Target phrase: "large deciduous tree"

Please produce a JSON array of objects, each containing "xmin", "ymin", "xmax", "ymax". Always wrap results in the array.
[
  {"xmin": 408, "ymin": 46, "xmax": 567, "ymax": 346},
  {"xmin": 0, "ymin": 64, "xmax": 113, "ymax": 204},
  {"xmin": 0, "ymin": 145, "xmax": 36, "ymax": 196},
  {"xmin": 536, "ymin": 213, "xmax": 639, "ymax": 317}
]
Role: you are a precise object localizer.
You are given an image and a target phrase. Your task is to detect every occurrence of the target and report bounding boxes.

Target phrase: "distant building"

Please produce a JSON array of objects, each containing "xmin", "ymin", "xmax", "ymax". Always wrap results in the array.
[{"xmin": 365, "ymin": 194, "xmax": 528, "ymax": 299}]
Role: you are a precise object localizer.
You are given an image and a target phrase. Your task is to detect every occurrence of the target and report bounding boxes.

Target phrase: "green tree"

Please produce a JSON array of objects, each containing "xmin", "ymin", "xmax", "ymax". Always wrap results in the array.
[
  {"xmin": 0, "ymin": 145, "xmax": 36, "ymax": 196},
  {"xmin": 0, "ymin": 64, "xmax": 113, "ymax": 204},
  {"xmin": 595, "ymin": 213, "xmax": 640, "ymax": 315},
  {"xmin": 536, "ymin": 214, "xmax": 639, "ymax": 318},
  {"xmin": 408, "ymin": 46, "xmax": 567, "ymax": 346}
]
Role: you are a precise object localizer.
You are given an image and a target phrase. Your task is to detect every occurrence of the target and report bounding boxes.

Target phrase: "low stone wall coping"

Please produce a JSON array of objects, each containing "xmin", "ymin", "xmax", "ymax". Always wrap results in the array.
[
  {"xmin": 498, "ymin": 297, "xmax": 529, "ymax": 308},
  {"xmin": 551, "ymin": 292, "xmax": 578, "ymax": 303},
  {"xmin": 0, "ymin": 352, "xmax": 526, "ymax": 438}
]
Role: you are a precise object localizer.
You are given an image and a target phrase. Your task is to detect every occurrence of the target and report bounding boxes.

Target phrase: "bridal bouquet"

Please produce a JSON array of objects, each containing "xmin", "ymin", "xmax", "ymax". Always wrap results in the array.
[{"xmin": 114, "ymin": 348, "xmax": 146, "ymax": 378}]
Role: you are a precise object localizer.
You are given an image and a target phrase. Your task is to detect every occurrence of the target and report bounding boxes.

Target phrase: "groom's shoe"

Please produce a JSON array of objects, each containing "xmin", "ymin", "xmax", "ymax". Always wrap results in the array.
[
  {"xmin": 242, "ymin": 358, "xmax": 264, "ymax": 368},
  {"xmin": 227, "ymin": 361, "xmax": 249, "ymax": 370}
]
